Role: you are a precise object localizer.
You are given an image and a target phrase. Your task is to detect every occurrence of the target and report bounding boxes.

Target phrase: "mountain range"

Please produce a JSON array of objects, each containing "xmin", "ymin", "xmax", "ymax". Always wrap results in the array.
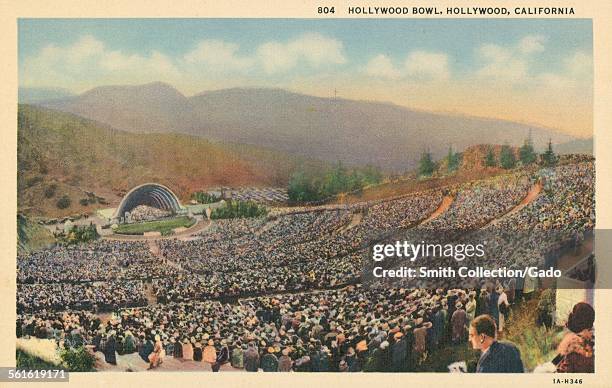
[{"xmin": 30, "ymin": 82, "xmax": 587, "ymax": 171}]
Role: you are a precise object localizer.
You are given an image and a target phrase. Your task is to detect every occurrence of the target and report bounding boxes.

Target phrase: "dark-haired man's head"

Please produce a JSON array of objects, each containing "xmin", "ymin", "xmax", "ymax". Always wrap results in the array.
[{"xmin": 469, "ymin": 315, "xmax": 497, "ymax": 351}]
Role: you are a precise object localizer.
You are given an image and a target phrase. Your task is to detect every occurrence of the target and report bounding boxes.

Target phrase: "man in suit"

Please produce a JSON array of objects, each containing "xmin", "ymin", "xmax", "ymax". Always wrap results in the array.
[{"xmin": 469, "ymin": 315, "xmax": 524, "ymax": 373}]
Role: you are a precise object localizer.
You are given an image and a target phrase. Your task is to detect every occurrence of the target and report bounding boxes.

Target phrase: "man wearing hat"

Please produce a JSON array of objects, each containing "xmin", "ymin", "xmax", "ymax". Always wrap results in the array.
[
  {"xmin": 244, "ymin": 342, "xmax": 260, "ymax": 372},
  {"xmin": 213, "ymin": 339, "xmax": 230, "ymax": 372},
  {"xmin": 122, "ymin": 330, "xmax": 136, "ymax": 354},
  {"xmin": 182, "ymin": 337, "xmax": 194, "ymax": 361},
  {"xmin": 278, "ymin": 347, "xmax": 293, "ymax": 372},
  {"xmin": 390, "ymin": 331, "xmax": 409, "ymax": 372},
  {"xmin": 104, "ymin": 330, "xmax": 117, "ymax": 365},
  {"xmin": 261, "ymin": 346, "xmax": 279, "ymax": 372},
  {"xmin": 231, "ymin": 342, "xmax": 245, "ymax": 369},
  {"xmin": 345, "ymin": 347, "xmax": 361, "ymax": 372},
  {"xmin": 451, "ymin": 302, "xmax": 468, "ymax": 344},
  {"xmin": 193, "ymin": 341, "xmax": 203, "ymax": 362}
]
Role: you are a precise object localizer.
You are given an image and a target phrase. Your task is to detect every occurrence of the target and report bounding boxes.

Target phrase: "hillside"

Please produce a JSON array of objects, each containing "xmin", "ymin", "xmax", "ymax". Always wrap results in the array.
[
  {"xmin": 38, "ymin": 82, "xmax": 576, "ymax": 171},
  {"xmin": 18, "ymin": 105, "xmax": 308, "ymax": 217},
  {"xmin": 339, "ymin": 144, "xmax": 549, "ymax": 204},
  {"xmin": 17, "ymin": 214, "xmax": 55, "ymax": 253}
]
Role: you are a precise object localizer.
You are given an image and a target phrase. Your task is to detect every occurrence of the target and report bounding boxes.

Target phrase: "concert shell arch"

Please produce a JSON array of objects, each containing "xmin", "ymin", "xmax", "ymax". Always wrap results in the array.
[{"xmin": 112, "ymin": 183, "xmax": 182, "ymax": 222}]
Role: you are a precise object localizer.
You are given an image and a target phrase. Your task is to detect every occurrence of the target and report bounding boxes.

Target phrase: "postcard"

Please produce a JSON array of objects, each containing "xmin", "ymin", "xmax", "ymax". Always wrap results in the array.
[{"xmin": 2, "ymin": 1, "xmax": 611, "ymax": 387}]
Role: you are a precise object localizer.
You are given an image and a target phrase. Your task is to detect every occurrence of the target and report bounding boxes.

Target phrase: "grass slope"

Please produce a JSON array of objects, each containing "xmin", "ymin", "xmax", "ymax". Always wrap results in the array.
[
  {"xmin": 416, "ymin": 292, "xmax": 563, "ymax": 372},
  {"xmin": 505, "ymin": 293, "xmax": 564, "ymax": 371},
  {"xmin": 16, "ymin": 350, "xmax": 62, "ymax": 370},
  {"xmin": 17, "ymin": 214, "xmax": 55, "ymax": 254},
  {"xmin": 18, "ymin": 105, "xmax": 307, "ymax": 217}
]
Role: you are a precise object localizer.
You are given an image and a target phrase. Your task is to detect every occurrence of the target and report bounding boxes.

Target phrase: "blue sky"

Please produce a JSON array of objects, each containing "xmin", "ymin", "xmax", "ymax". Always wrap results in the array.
[{"xmin": 18, "ymin": 19, "xmax": 593, "ymax": 136}]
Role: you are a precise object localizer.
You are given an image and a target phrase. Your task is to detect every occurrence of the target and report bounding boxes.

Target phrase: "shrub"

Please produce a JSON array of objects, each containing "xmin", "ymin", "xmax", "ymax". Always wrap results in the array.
[
  {"xmin": 56, "ymin": 195, "xmax": 71, "ymax": 209},
  {"xmin": 79, "ymin": 198, "xmax": 90, "ymax": 206},
  {"xmin": 192, "ymin": 191, "xmax": 220, "ymax": 204},
  {"xmin": 58, "ymin": 224, "xmax": 99, "ymax": 246},
  {"xmin": 60, "ymin": 346, "xmax": 96, "ymax": 372},
  {"xmin": 44, "ymin": 184, "xmax": 57, "ymax": 198},
  {"xmin": 211, "ymin": 200, "xmax": 268, "ymax": 219}
]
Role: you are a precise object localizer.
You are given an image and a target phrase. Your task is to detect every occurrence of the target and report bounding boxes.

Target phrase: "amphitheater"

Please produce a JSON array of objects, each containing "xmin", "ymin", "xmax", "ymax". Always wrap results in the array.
[{"xmin": 16, "ymin": 159, "xmax": 595, "ymax": 372}]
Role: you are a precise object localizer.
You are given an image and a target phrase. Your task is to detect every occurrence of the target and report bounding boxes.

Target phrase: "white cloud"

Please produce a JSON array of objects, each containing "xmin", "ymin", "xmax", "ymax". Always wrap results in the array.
[
  {"xmin": 184, "ymin": 39, "xmax": 252, "ymax": 70},
  {"xmin": 21, "ymin": 35, "xmax": 181, "ymax": 88},
  {"xmin": 257, "ymin": 42, "xmax": 297, "ymax": 74},
  {"xmin": 477, "ymin": 54, "xmax": 528, "ymax": 82},
  {"xmin": 405, "ymin": 51, "xmax": 450, "ymax": 81},
  {"xmin": 364, "ymin": 50, "xmax": 450, "ymax": 81},
  {"xmin": 565, "ymin": 51, "xmax": 592, "ymax": 76},
  {"xmin": 21, "ymin": 33, "xmax": 349, "ymax": 90},
  {"xmin": 365, "ymin": 54, "xmax": 402, "ymax": 79},
  {"xmin": 478, "ymin": 44, "xmax": 511, "ymax": 62},
  {"xmin": 257, "ymin": 33, "xmax": 346, "ymax": 74},
  {"xmin": 473, "ymin": 35, "xmax": 591, "ymax": 90},
  {"xmin": 474, "ymin": 35, "xmax": 592, "ymax": 95},
  {"xmin": 517, "ymin": 35, "xmax": 547, "ymax": 55},
  {"xmin": 537, "ymin": 51, "xmax": 593, "ymax": 89},
  {"xmin": 65, "ymin": 35, "xmax": 105, "ymax": 65},
  {"xmin": 475, "ymin": 37, "xmax": 545, "ymax": 82}
]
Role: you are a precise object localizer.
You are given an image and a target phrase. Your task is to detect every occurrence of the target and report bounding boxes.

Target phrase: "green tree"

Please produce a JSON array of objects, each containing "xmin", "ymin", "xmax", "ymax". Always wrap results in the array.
[
  {"xmin": 519, "ymin": 137, "xmax": 537, "ymax": 166},
  {"xmin": 418, "ymin": 151, "xmax": 436, "ymax": 177},
  {"xmin": 446, "ymin": 145, "xmax": 460, "ymax": 172},
  {"xmin": 499, "ymin": 145, "xmax": 516, "ymax": 169},
  {"xmin": 541, "ymin": 140, "xmax": 558, "ymax": 167},
  {"xmin": 288, "ymin": 163, "xmax": 384, "ymax": 203},
  {"xmin": 288, "ymin": 168, "xmax": 322, "ymax": 202},
  {"xmin": 323, "ymin": 161, "xmax": 349, "ymax": 195},
  {"xmin": 361, "ymin": 164, "xmax": 383, "ymax": 185},
  {"xmin": 484, "ymin": 147, "xmax": 497, "ymax": 167},
  {"xmin": 347, "ymin": 170, "xmax": 364, "ymax": 192}
]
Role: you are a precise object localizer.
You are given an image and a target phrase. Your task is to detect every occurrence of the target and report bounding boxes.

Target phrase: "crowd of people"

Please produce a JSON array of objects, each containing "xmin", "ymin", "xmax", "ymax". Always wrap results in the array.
[
  {"xmin": 17, "ymin": 282, "xmax": 514, "ymax": 371},
  {"xmin": 422, "ymin": 173, "xmax": 531, "ymax": 233},
  {"xmin": 16, "ymin": 160, "xmax": 595, "ymax": 372},
  {"xmin": 18, "ymin": 281, "xmax": 147, "ymax": 313},
  {"xmin": 374, "ymin": 163, "xmax": 594, "ymax": 290},
  {"xmin": 127, "ymin": 205, "xmax": 173, "ymax": 223},
  {"xmin": 17, "ymin": 240, "xmax": 181, "ymax": 284}
]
